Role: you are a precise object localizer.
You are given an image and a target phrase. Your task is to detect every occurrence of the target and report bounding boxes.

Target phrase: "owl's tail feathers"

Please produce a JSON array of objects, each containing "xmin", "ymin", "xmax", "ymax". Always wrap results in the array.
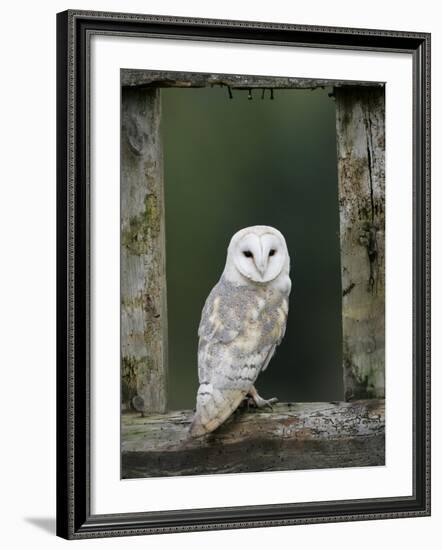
[
  {"xmin": 189, "ymin": 414, "xmax": 209, "ymax": 438},
  {"xmin": 189, "ymin": 387, "xmax": 246, "ymax": 438}
]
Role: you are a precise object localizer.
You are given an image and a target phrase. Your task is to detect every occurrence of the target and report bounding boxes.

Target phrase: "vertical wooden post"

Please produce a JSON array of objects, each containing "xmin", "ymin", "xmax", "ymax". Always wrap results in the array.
[
  {"xmin": 121, "ymin": 86, "xmax": 168, "ymax": 414},
  {"xmin": 335, "ymin": 86, "xmax": 385, "ymax": 400}
]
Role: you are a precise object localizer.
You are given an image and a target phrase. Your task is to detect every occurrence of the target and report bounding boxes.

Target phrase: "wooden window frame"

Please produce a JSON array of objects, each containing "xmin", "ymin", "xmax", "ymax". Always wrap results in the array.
[{"xmin": 120, "ymin": 70, "xmax": 385, "ymax": 478}]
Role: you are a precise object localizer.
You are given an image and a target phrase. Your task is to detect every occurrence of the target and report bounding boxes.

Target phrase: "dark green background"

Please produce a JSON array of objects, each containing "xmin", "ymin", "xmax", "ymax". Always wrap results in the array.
[{"xmin": 161, "ymin": 86, "xmax": 343, "ymax": 411}]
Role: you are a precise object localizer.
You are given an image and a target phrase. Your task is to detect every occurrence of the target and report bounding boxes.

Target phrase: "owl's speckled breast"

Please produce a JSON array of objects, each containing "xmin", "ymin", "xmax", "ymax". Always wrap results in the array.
[
  {"xmin": 208, "ymin": 278, "xmax": 289, "ymax": 353},
  {"xmin": 249, "ymin": 285, "xmax": 288, "ymax": 347}
]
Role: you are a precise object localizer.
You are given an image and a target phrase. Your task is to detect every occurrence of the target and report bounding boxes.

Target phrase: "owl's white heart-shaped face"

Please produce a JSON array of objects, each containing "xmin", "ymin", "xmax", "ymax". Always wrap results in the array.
[{"xmin": 226, "ymin": 226, "xmax": 290, "ymax": 284}]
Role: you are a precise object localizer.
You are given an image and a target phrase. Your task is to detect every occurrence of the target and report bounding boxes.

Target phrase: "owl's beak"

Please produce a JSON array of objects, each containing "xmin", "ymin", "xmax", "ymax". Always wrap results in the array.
[{"xmin": 256, "ymin": 258, "xmax": 266, "ymax": 278}]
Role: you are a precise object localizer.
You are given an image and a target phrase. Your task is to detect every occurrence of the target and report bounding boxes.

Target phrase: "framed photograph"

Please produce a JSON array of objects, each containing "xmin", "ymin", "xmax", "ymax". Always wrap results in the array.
[{"xmin": 56, "ymin": 10, "xmax": 431, "ymax": 539}]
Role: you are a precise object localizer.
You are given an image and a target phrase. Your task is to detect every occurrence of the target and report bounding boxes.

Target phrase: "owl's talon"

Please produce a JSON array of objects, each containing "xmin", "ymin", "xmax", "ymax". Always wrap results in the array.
[
  {"xmin": 252, "ymin": 394, "xmax": 278, "ymax": 410},
  {"xmin": 264, "ymin": 397, "xmax": 279, "ymax": 410},
  {"xmin": 248, "ymin": 385, "xmax": 278, "ymax": 410}
]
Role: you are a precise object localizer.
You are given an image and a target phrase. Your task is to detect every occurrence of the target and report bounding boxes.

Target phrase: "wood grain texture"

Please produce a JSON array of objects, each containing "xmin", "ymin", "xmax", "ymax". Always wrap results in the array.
[
  {"xmin": 121, "ymin": 86, "xmax": 168, "ymax": 413},
  {"xmin": 121, "ymin": 69, "xmax": 384, "ymax": 90},
  {"xmin": 122, "ymin": 400, "xmax": 384, "ymax": 478},
  {"xmin": 335, "ymin": 86, "xmax": 385, "ymax": 401}
]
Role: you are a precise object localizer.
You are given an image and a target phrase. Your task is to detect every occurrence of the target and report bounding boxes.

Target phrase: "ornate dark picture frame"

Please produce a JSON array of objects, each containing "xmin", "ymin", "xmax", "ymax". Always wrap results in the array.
[{"xmin": 56, "ymin": 10, "xmax": 431, "ymax": 539}]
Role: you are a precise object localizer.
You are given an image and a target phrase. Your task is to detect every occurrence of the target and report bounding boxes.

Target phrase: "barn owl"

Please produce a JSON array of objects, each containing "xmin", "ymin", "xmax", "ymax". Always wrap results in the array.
[{"xmin": 190, "ymin": 225, "xmax": 291, "ymax": 437}]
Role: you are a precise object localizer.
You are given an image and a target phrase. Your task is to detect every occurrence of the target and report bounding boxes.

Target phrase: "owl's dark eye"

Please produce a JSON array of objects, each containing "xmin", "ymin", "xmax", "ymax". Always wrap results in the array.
[
  {"xmin": 243, "ymin": 250, "xmax": 253, "ymax": 258},
  {"xmin": 269, "ymin": 249, "xmax": 276, "ymax": 257}
]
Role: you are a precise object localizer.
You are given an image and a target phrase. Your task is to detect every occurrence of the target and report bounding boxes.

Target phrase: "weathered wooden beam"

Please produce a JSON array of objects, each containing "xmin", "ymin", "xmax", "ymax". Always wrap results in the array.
[
  {"xmin": 335, "ymin": 86, "xmax": 385, "ymax": 401},
  {"xmin": 121, "ymin": 69, "xmax": 384, "ymax": 90},
  {"xmin": 121, "ymin": 86, "xmax": 168, "ymax": 413},
  {"xmin": 122, "ymin": 400, "xmax": 385, "ymax": 478}
]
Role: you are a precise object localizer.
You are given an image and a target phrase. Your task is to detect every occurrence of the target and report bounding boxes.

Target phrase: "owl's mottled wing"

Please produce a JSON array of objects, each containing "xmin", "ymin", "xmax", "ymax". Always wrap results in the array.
[
  {"xmin": 190, "ymin": 279, "xmax": 287, "ymax": 437},
  {"xmin": 196, "ymin": 282, "xmax": 243, "ymax": 385}
]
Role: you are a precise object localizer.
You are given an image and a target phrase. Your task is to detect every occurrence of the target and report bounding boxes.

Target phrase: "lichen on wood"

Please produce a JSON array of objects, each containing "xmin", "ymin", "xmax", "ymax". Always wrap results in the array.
[
  {"xmin": 121, "ymin": 400, "xmax": 385, "ymax": 478},
  {"xmin": 121, "ymin": 86, "xmax": 168, "ymax": 413},
  {"xmin": 335, "ymin": 86, "xmax": 385, "ymax": 400}
]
